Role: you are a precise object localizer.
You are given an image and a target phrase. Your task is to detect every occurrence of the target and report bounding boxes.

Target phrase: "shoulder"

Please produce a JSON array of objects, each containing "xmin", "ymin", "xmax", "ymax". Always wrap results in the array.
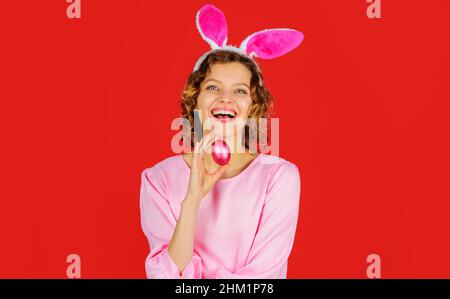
[
  {"xmin": 258, "ymin": 154, "xmax": 300, "ymax": 179},
  {"xmin": 140, "ymin": 155, "xmax": 182, "ymax": 186},
  {"xmin": 257, "ymin": 154, "xmax": 301, "ymax": 194}
]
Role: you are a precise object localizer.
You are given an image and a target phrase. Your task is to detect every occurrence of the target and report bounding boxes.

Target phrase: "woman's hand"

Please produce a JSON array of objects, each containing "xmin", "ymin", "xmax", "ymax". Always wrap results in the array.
[{"xmin": 185, "ymin": 131, "xmax": 230, "ymax": 205}]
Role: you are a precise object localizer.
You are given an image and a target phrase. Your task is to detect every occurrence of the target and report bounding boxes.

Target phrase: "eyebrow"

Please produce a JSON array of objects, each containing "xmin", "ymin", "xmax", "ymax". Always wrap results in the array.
[{"xmin": 203, "ymin": 78, "xmax": 250, "ymax": 90}]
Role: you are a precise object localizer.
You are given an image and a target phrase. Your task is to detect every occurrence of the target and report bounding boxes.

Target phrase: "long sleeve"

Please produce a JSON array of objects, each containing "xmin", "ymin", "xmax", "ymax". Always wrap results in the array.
[
  {"xmin": 140, "ymin": 168, "xmax": 203, "ymax": 279},
  {"xmin": 215, "ymin": 163, "xmax": 301, "ymax": 279}
]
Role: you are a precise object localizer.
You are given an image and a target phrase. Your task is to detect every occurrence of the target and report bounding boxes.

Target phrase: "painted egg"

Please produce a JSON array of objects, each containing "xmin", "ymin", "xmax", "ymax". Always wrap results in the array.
[{"xmin": 211, "ymin": 139, "xmax": 231, "ymax": 166}]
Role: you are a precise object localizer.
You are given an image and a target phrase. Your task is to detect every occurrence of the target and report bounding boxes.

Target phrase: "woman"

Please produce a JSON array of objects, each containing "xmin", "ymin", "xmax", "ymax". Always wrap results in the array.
[{"xmin": 140, "ymin": 4, "xmax": 303, "ymax": 279}]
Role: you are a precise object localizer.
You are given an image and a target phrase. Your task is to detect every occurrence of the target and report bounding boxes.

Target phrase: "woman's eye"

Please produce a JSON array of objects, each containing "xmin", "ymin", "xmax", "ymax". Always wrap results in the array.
[
  {"xmin": 235, "ymin": 89, "xmax": 247, "ymax": 94},
  {"xmin": 206, "ymin": 85, "xmax": 218, "ymax": 91}
]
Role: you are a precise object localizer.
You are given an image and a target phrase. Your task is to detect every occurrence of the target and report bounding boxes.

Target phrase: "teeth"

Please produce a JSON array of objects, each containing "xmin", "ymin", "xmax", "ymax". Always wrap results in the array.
[{"xmin": 212, "ymin": 109, "xmax": 236, "ymax": 117}]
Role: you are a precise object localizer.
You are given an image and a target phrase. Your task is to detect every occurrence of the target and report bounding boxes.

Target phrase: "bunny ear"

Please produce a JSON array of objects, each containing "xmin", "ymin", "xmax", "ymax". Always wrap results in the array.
[
  {"xmin": 196, "ymin": 4, "xmax": 228, "ymax": 49},
  {"xmin": 240, "ymin": 28, "xmax": 304, "ymax": 59}
]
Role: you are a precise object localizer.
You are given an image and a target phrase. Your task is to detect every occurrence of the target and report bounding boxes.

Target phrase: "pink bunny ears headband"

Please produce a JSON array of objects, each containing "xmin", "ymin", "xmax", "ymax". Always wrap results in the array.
[{"xmin": 193, "ymin": 4, "xmax": 305, "ymax": 85}]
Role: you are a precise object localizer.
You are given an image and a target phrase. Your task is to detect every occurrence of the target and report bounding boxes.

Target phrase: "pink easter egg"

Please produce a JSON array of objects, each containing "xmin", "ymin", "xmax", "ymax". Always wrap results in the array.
[{"xmin": 211, "ymin": 139, "xmax": 231, "ymax": 166}]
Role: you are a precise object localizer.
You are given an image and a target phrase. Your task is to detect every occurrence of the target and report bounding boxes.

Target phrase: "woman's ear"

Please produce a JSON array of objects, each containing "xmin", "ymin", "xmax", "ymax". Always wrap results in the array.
[
  {"xmin": 196, "ymin": 4, "xmax": 228, "ymax": 49},
  {"xmin": 240, "ymin": 29, "xmax": 304, "ymax": 59}
]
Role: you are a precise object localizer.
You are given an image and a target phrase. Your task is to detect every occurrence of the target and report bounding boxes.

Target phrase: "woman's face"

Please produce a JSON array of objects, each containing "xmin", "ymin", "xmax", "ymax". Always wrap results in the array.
[{"xmin": 196, "ymin": 62, "xmax": 253, "ymax": 141}]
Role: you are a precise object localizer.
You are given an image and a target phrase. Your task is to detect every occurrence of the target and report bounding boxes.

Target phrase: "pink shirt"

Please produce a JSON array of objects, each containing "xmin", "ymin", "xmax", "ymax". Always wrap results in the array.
[{"xmin": 139, "ymin": 153, "xmax": 301, "ymax": 279}]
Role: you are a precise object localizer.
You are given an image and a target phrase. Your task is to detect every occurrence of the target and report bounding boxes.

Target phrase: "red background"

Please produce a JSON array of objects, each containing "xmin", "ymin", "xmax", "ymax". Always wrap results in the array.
[{"xmin": 1, "ymin": 0, "xmax": 449, "ymax": 278}]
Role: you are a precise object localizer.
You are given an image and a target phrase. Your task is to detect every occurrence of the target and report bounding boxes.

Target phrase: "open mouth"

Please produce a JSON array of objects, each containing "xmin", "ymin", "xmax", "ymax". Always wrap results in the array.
[{"xmin": 210, "ymin": 108, "xmax": 237, "ymax": 121}]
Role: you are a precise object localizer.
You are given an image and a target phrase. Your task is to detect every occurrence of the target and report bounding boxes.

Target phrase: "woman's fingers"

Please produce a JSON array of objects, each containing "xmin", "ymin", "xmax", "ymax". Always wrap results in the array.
[
  {"xmin": 195, "ymin": 132, "xmax": 213, "ymax": 155},
  {"xmin": 202, "ymin": 134, "xmax": 217, "ymax": 154},
  {"xmin": 200, "ymin": 132, "xmax": 216, "ymax": 158},
  {"xmin": 192, "ymin": 132, "xmax": 215, "ymax": 170},
  {"xmin": 210, "ymin": 163, "xmax": 230, "ymax": 182},
  {"xmin": 203, "ymin": 131, "xmax": 216, "ymax": 146},
  {"xmin": 192, "ymin": 131, "xmax": 220, "ymax": 177},
  {"xmin": 192, "ymin": 141, "xmax": 201, "ymax": 171}
]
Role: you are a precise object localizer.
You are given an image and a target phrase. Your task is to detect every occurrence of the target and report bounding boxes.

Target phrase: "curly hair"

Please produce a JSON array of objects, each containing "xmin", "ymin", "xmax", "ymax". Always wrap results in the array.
[{"xmin": 181, "ymin": 50, "xmax": 274, "ymax": 154}]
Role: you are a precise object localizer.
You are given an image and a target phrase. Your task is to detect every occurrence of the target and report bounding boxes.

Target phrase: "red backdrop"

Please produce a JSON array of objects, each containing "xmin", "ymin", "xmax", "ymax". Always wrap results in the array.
[{"xmin": 1, "ymin": 0, "xmax": 449, "ymax": 278}]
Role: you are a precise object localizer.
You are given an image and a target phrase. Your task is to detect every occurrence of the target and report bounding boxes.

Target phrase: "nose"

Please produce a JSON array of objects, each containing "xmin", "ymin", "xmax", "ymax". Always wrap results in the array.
[
  {"xmin": 218, "ymin": 97, "xmax": 232, "ymax": 104},
  {"xmin": 217, "ymin": 90, "xmax": 234, "ymax": 103}
]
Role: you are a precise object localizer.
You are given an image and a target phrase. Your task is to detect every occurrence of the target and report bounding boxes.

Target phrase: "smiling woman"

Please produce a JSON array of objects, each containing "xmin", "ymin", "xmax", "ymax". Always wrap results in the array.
[
  {"xmin": 139, "ymin": 3, "xmax": 304, "ymax": 279},
  {"xmin": 205, "ymin": 76, "xmax": 249, "ymax": 122},
  {"xmin": 182, "ymin": 53, "xmax": 273, "ymax": 153}
]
